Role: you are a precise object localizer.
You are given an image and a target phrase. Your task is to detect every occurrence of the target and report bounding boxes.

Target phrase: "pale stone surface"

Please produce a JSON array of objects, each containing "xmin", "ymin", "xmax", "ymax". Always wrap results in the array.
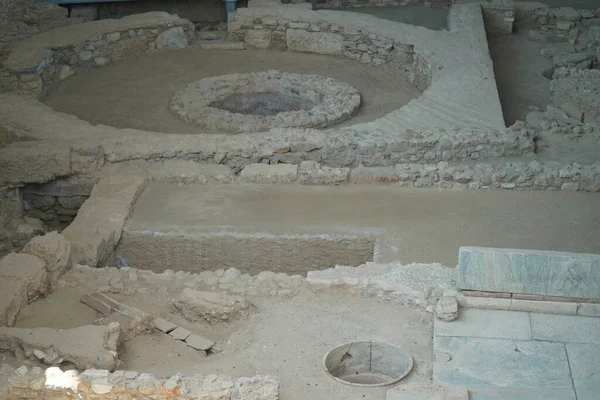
[
  {"xmin": 185, "ymin": 333, "xmax": 215, "ymax": 351},
  {"xmin": 153, "ymin": 318, "xmax": 177, "ymax": 333},
  {"xmin": 468, "ymin": 387, "xmax": 576, "ymax": 399},
  {"xmin": 59, "ymin": 65, "xmax": 74, "ymax": 80},
  {"xmin": 148, "ymin": 161, "xmax": 234, "ymax": 184},
  {"xmin": 22, "ymin": 232, "xmax": 71, "ymax": 285},
  {"xmin": 0, "ymin": 253, "xmax": 47, "ymax": 302},
  {"xmin": 173, "ymin": 288, "xmax": 253, "ymax": 324},
  {"xmin": 434, "ymin": 308, "xmax": 531, "ymax": 340},
  {"xmin": 245, "ymin": 29, "xmax": 272, "ymax": 49},
  {"xmin": 154, "ymin": 26, "xmax": 188, "ymax": 50},
  {"xmin": 530, "ymin": 314, "xmax": 600, "ymax": 343},
  {"xmin": 434, "ymin": 336, "xmax": 572, "ymax": 389},
  {"xmin": 566, "ymin": 343, "xmax": 600, "ymax": 400},
  {"xmin": 0, "ymin": 278, "xmax": 28, "ymax": 327},
  {"xmin": 169, "ymin": 327, "xmax": 192, "ymax": 341},
  {"xmin": 457, "ymin": 247, "xmax": 600, "ymax": 299},
  {"xmin": 286, "ymin": 29, "xmax": 343, "ymax": 55},
  {"xmin": 0, "ymin": 323, "xmax": 122, "ymax": 370},
  {"xmin": 435, "ymin": 297, "xmax": 458, "ymax": 322},
  {"xmin": 240, "ymin": 163, "xmax": 298, "ymax": 184},
  {"xmin": 297, "ymin": 161, "xmax": 349, "ymax": 185},
  {"xmin": 0, "ymin": 145, "xmax": 71, "ymax": 186}
]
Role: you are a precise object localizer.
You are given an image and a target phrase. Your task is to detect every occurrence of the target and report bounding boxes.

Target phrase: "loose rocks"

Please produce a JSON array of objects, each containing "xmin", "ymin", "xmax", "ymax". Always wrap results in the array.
[{"xmin": 173, "ymin": 288, "xmax": 254, "ymax": 324}]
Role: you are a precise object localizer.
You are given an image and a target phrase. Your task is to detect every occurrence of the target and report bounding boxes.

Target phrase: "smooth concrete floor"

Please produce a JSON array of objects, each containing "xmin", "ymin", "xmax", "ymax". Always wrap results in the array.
[{"xmin": 127, "ymin": 184, "xmax": 600, "ymax": 267}]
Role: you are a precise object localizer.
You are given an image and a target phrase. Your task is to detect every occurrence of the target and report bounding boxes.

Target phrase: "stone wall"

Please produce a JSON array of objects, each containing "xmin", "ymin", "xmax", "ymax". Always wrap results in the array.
[
  {"xmin": 21, "ymin": 179, "xmax": 95, "ymax": 230},
  {"xmin": 0, "ymin": 13, "xmax": 195, "ymax": 97},
  {"xmin": 294, "ymin": 0, "xmax": 454, "ymax": 10},
  {"xmin": 0, "ymin": 0, "xmax": 79, "ymax": 57},
  {"xmin": 0, "ymin": 365, "xmax": 278, "ymax": 400},
  {"xmin": 229, "ymin": 12, "xmax": 431, "ymax": 91}
]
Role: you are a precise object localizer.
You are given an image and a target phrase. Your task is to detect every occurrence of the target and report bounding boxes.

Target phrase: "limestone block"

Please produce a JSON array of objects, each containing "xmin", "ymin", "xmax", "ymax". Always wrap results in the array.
[
  {"xmin": 62, "ymin": 172, "xmax": 147, "ymax": 267},
  {"xmin": 245, "ymin": 29, "xmax": 272, "ymax": 50},
  {"xmin": 0, "ymin": 145, "xmax": 71, "ymax": 186},
  {"xmin": 298, "ymin": 161, "xmax": 349, "ymax": 185},
  {"xmin": 457, "ymin": 247, "xmax": 600, "ymax": 299},
  {"xmin": 148, "ymin": 161, "xmax": 234, "ymax": 184},
  {"xmin": 155, "ymin": 27, "xmax": 188, "ymax": 50},
  {"xmin": 23, "ymin": 232, "xmax": 71, "ymax": 285},
  {"xmin": 552, "ymin": 7, "xmax": 582, "ymax": 22},
  {"xmin": 0, "ymin": 253, "xmax": 47, "ymax": 302},
  {"xmin": 240, "ymin": 163, "xmax": 298, "ymax": 184},
  {"xmin": 350, "ymin": 166, "xmax": 399, "ymax": 184},
  {"xmin": 286, "ymin": 29, "xmax": 343, "ymax": 56}
]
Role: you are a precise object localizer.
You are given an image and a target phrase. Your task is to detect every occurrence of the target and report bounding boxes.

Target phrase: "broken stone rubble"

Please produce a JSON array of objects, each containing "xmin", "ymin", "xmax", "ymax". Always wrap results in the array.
[
  {"xmin": 0, "ymin": 322, "xmax": 122, "ymax": 371},
  {"xmin": 173, "ymin": 288, "xmax": 254, "ymax": 324}
]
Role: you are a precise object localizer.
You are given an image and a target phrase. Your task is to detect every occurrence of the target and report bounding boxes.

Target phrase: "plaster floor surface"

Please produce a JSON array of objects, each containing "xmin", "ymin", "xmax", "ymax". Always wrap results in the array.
[
  {"xmin": 433, "ymin": 308, "xmax": 600, "ymax": 400},
  {"xmin": 124, "ymin": 184, "xmax": 600, "ymax": 268},
  {"xmin": 42, "ymin": 48, "xmax": 421, "ymax": 135}
]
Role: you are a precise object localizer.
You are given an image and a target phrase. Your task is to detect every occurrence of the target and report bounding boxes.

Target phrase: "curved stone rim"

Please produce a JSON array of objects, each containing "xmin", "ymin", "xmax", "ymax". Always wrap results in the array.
[
  {"xmin": 168, "ymin": 70, "xmax": 361, "ymax": 133},
  {"xmin": 322, "ymin": 341, "xmax": 414, "ymax": 387}
]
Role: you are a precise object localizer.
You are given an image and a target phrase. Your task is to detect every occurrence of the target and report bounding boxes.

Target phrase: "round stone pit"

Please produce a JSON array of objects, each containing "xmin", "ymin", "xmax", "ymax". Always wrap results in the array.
[
  {"xmin": 169, "ymin": 70, "xmax": 361, "ymax": 133},
  {"xmin": 323, "ymin": 341, "xmax": 413, "ymax": 387}
]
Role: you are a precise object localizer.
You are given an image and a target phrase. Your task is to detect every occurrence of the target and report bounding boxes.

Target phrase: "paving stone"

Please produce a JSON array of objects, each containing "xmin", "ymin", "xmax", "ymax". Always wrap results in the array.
[
  {"xmin": 169, "ymin": 327, "xmax": 192, "ymax": 341},
  {"xmin": 509, "ymin": 299, "xmax": 577, "ymax": 315},
  {"xmin": 566, "ymin": 343, "xmax": 600, "ymax": 400},
  {"xmin": 185, "ymin": 333, "xmax": 215, "ymax": 351},
  {"xmin": 387, "ymin": 386, "xmax": 444, "ymax": 400},
  {"xmin": 578, "ymin": 303, "xmax": 600, "ymax": 317},
  {"xmin": 153, "ymin": 318, "xmax": 177, "ymax": 334},
  {"xmin": 469, "ymin": 387, "xmax": 576, "ymax": 399},
  {"xmin": 434, "ymin": 309, "xmax": 531, "ymax": 340},
  {"xmin": 530, "ymin": 313, "xmax": 600, "ymax": 343},
  {"xmin": 434, "ymin": 336, "xmax": 572, "ymax": 389},
  {"xmin": 457, "ymin": 247, "xmax": 600, "ymax": 299}
]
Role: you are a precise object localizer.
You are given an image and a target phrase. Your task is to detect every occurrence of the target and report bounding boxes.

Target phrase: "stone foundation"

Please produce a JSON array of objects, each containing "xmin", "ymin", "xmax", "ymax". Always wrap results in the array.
[{"xmin": 0, "ymin": 366, "xmax": 279, "ymax": 400}]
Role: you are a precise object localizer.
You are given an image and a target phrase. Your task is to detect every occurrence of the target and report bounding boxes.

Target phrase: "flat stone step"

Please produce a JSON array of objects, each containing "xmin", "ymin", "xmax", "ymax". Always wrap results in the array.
[{"xmin": 116, "ymin": 183, "xmax": 600, "ymax": 274}]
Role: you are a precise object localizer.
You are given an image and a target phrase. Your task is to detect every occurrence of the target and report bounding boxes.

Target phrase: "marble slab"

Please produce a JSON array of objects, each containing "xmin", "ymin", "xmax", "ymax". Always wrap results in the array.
[{"xmin": 457, "ymin": 247, "xmax": 600, "ymax": 299}]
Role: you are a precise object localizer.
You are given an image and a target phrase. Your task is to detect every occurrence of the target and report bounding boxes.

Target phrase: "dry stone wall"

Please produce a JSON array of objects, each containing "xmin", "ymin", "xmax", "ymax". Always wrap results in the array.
[
  {"xmin": 295, "ymin": 0, "xmax": 454, "ymax": 10},
  {"xmin": 229, "ymin": 13, "xmax": 431, "ymax": 90},
  {"xmin": 0, "ymin": 13, "xmax": 195, "ymax": 97},
  {"xmin": 0, "ymin": 365, "xmax": 279, "ymax": 400}
]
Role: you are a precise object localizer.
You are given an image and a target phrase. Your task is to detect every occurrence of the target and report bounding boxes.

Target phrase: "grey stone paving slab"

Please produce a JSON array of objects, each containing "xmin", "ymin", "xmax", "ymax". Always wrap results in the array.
[
  {"xmin": 457, "ymin": 247, "xmax": 600, "ymax": 299},
  {"xmin": 469, "ymin": 387, "xmax": 577, "ymax": 400},
  {"xmin": 530, "ymin": 313, "xmax": 600, "ymax": 343},
  {"xmin": 434, "ymin": 336, "xmax": 572, "ymax": 389},
  {"xmin": 566, "ymin": 343, "xmax": 600, "ymax": 400},
  {"xmin": 434, "ymin": 308, "xmax": 531, "ymax": 340}
]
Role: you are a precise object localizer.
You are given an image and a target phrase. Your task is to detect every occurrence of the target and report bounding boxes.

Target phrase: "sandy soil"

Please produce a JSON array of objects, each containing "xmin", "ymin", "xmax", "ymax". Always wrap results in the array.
[
  {"xmin": 13, "ymin": 268, "xmax": 433, "ymax": 400},
  {"xmin": 43, "ymin": 48, "xmax": 422, "ymax": 135}
]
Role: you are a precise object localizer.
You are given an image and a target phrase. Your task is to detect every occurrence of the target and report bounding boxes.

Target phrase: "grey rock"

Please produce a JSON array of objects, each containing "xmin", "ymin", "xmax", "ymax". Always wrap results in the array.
[{"xmin": 155, "ymin": 27, "xmax": 188, "ymax": 50}]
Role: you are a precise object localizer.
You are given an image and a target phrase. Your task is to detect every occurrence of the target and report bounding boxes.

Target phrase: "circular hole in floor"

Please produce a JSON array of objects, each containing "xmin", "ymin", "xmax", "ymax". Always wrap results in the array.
[{"xmin": 323, "ymin": 341, "xmax": 413, "ymax": 387}]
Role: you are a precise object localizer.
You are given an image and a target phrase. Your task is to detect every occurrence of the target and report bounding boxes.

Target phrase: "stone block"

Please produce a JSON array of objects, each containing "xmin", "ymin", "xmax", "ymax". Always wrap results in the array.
[
  {"xmin": 286, "ymin": 29, "xmax": 343, "ymax": 56},
  {"xmin": 552, "ymin": 7, "xmax": 582, "ymax": 22},
  {"xmin": 530, "ymin": 313, "xmax": 600, "ymax": 344},
  {"xmin": 350, "ymin": 166, "xmax": 399, "ymax": 184},
  {"xmin": 240, "ymin": 163, "xmax": 298, "ymax": 184},
  {"xmin": 155, "ymin": 27, "xmax": 188, "ymax": 50},
  {"xmin": 149, "ymin": 161, "xmax": 234, "ymax": 184},
  {"xmin": 169, "ymin": 327, "xmax": 192, "ymax": 341},
  {"xmin": 297, "ymin": 161, "xmax": 349, "ymax": 185},
  {"xmin": 509, "ymin": 299, "xmax": 578, "ymax": 315},
  {"xmin": 245, "ymin": 29, "xmax": 272, "ymax": 50},
  {"xmin": 0, "ymin": 145, "xmax": 71, "ymax": 186},
  {"xmin": 185, "ymin": 333, "xmax": 215, "ymax": 351},
  {"xmin": 434, "ymin": 336, "xmax": 572, "ymax": 389},
  {"xmin": 23, "ymin": 232, "xmax": 71, "ymax": 285},
  {"xmin": 0, "ymin": 253, "xmax": 47, "ymax": 302},
  {"xmin": 577, "ymin": 303, "xmax": 600, "ymax": 317},
  {"xmin": 154, "ymin": 318, "xmax": 178, "ymax": 333},
  {"xmin": 566, "ymin": 343, "xmax": 600, "ymax": 400},
  {"xmin": 435, "ymin": 297, "xmax": 458, "ymax": 322},
  {"xmin": 434, "ymin": 308, "xmax": 531, "ymax": 340},
  {"xmin": 457, "ymin": 247, "xmax": 600, "ymax": 300}
]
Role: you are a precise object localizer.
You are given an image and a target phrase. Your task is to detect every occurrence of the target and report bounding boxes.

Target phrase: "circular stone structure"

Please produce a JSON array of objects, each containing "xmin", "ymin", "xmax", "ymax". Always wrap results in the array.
[
  {"xmin": 169, "ymin": 70, "xmax": 361, "ymax": 133},
  {"xmin": 323, "ymin": 341, "xmax": 413, "ymax": 387}
]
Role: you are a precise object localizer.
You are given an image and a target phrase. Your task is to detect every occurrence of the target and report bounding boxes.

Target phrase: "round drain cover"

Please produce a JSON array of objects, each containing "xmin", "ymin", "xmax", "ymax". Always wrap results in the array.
[{"xmin": 323, "ymin": 341, "xmax": 413, "ymax": 387}]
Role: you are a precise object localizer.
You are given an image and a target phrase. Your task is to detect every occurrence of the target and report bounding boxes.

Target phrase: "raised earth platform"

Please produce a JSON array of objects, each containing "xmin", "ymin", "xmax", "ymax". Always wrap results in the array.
[{"xmin": 117, "ymin": 183, "xmax": 600, "ymax": 273}]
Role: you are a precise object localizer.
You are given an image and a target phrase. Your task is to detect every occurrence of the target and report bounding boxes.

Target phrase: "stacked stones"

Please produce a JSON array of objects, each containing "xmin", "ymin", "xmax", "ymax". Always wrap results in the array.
[
  {"xmin": 0, "ymin": 16, "xmax": 195, "ymax": 98},
  {"xmin": 0, "ymin": 365, "xmax": 279, "ymax": 400},
  {"xmin": 229, "ymin": 15, "xmax": 430, "ymax": 89},
  {"xmin": 534, "ymin": 6, "xmax": 599, "ymax": 30}
]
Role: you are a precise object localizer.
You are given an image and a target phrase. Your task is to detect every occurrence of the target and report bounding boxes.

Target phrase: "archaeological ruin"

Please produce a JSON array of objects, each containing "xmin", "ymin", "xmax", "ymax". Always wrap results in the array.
[{"xmin": 0, "ymin": 0, "xmax": 599, "ymax": 399}]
